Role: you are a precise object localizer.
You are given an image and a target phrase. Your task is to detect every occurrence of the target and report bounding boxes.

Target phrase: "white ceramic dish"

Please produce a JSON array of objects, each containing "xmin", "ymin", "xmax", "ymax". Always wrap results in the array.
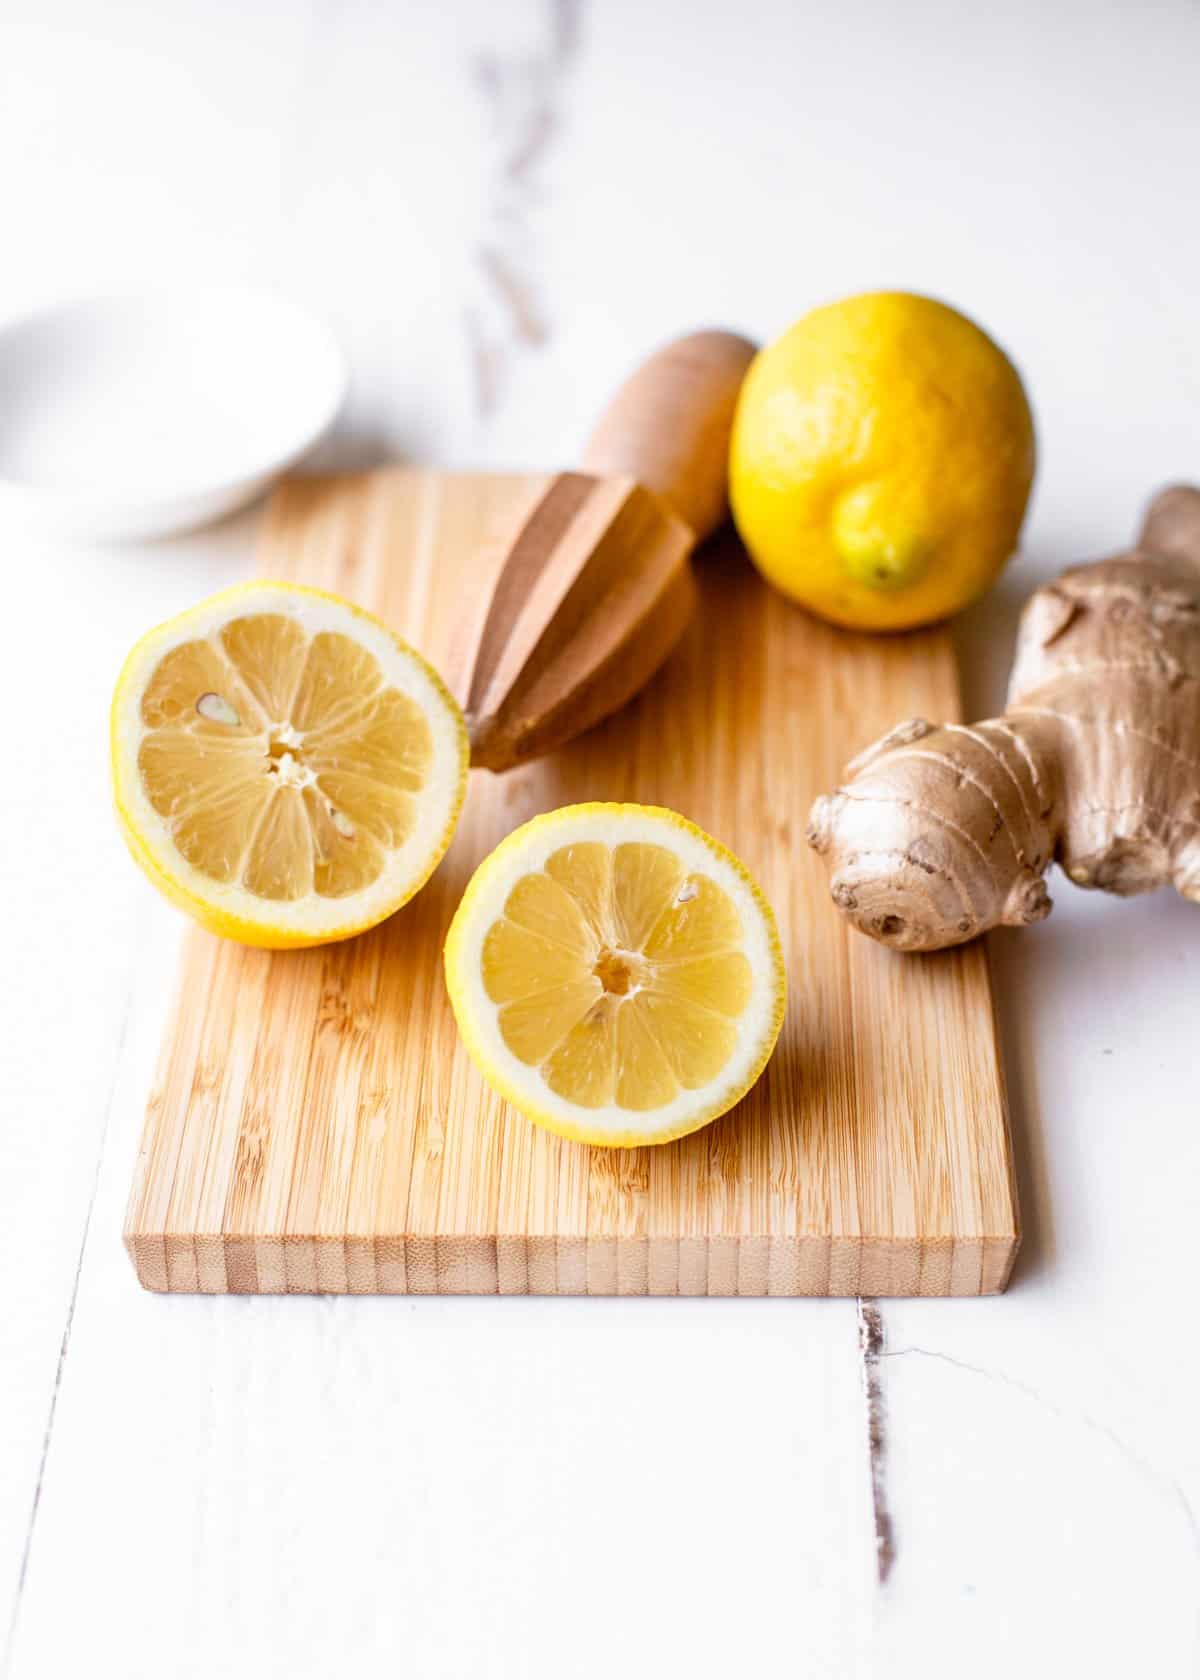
[{"xmin": 0, "ymin": 289, "xmax": 347, "ymax": 540}]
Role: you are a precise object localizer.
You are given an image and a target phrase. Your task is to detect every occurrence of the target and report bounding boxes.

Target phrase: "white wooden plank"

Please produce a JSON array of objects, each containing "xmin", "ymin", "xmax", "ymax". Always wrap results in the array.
[{"xmin": 0, "ymin": 0, "xmax": 313, "ymax": 310}]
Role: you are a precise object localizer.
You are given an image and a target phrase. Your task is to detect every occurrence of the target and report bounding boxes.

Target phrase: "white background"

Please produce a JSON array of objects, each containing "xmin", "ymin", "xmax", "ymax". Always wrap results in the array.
[{"xmin": 2, "ymin": 2, "xmax": 1199, "ymax": 1675}]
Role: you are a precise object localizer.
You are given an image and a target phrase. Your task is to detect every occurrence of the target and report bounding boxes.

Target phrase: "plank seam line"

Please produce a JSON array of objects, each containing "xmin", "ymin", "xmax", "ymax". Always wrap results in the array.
[
  {"xmin": 3, "ymin": 975, "xmax": 138, "ymax": 1675},
  {"xmin": 856, "ymin": 1296, "xmax": 896, "ymax": 1587}
]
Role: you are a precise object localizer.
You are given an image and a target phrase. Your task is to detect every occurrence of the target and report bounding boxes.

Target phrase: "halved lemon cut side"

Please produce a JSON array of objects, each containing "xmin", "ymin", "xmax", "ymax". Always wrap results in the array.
[
  {"xmin": 112, "ymin": 582, "xmax": 468, "ymax": 948},
  {"xmin": 444, "ymin": 804, "xmax": 786, "ymax": 1147}
]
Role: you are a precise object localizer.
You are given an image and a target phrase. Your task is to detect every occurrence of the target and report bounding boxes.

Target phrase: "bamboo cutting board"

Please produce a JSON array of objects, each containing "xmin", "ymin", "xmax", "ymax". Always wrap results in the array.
[{"xmin": 125, "ymin": 469, "xmax": 1019, "ymax": 1297}]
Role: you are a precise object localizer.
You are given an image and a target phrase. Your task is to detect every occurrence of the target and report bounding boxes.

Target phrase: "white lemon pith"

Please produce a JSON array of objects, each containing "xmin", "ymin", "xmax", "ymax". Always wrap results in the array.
[
  {"xmin": 444, "ymin": 805, "xmax": 786, "ymax": 1147},
  {"xmin": 111, "ymin": 582, "xmax": 468, "ymax": 947}
]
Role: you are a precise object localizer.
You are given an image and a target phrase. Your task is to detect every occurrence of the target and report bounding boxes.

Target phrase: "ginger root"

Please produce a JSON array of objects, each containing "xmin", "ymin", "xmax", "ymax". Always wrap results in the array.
[{"xmin": 807, "ymin": 485, "xmax": 1200, "ymax": 951}]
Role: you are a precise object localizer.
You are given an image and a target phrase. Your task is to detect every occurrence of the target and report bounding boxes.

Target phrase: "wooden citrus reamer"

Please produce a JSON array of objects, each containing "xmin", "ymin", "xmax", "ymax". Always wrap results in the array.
[{"xmin": 457, "ymin": 329, "xmax": 757, "ymax": 770}]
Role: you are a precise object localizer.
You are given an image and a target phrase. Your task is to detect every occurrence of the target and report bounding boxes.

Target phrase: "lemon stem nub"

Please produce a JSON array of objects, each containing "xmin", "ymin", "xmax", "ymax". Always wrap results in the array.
[{"xmin": 833, "ymin": 484, "xmax": 929, "ymax": 592}]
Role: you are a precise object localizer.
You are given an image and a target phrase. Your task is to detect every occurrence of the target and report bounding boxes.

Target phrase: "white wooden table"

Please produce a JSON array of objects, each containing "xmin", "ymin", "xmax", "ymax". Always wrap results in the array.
[{"xmin": 2, "ymin": 3, "xmax": 1198, "ymax": 1674}]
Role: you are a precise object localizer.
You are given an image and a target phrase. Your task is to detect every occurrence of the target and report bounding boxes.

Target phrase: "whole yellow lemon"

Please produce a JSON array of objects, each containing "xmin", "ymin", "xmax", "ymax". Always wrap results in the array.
[{"xmin": 729, "ymin": 293, "xmax": 1035, "ymax": 630}]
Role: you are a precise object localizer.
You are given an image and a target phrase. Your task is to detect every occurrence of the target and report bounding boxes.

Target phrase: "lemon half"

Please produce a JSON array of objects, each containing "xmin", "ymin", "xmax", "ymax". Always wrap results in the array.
[
  {"xmin": 111, "ymin": 582, "xmax": 468, "ymax": 947},
  {"xmin": 444, "ymin": 805, "xmax": 786, "ymax": 1147}
]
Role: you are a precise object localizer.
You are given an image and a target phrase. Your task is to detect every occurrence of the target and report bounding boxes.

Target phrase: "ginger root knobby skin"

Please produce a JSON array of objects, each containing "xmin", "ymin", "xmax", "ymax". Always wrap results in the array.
[{"xmin": 807, "ymin": 485, "xmax": 1200, "ymax": 952}]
